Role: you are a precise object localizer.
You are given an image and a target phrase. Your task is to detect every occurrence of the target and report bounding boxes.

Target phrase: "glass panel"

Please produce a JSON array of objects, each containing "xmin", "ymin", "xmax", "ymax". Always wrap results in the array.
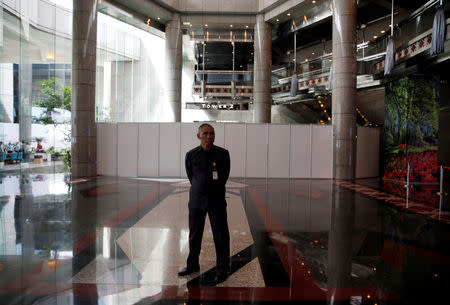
[
  {"xmin": 95, "ymin": 13, "xmax": 166, "ymax": 123},
  {"xmin": 0, "ymin": 0, "xmax": 72, "ymax": 175}
]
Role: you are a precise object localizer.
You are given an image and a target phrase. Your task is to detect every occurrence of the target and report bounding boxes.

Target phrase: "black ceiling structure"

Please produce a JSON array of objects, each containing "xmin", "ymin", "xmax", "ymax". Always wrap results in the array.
[
  {"xmin": 271, "ymin": 0, "xmax": 435, "ymax": 65},
  {"xmin": 195, "ymin": 41, "xmax": 254, "ymax": 71}
]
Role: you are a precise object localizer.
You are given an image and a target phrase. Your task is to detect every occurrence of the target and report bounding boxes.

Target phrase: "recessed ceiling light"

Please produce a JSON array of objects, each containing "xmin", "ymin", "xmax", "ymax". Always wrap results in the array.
[
  {"xmin": 373, "ymin": 35, "xmax": 378, "ymax": 39},
  {"xmin": 312, "ymin": 0, "xmax": 316, "ymax": 3},
  {"xmin": 157, "ymin": 17, "xmax": 160, "ymax": 20},
  {"xmin": 230, "ymin": 24, "xmax": 233, "ymax": 28},
  {"xmin": 381, "ymin": 30, "xmax": 385, "ymax": 33},
  {"xmin": 205, "ymin": 24, "xmax": 208, "ymax": 27},
  {"xmin": 245, "ymin": 25, "xmax": 249, "ymax": 28},
  {"xmin": 312, "ymin": 52, "xmax": 315, "ymax": 55},
  {"xmin": 287, "ymin": 13, "xmax": 291, "ymax": 16},
  {"xmin": 276, "ymin": 19, "xmax": 279, "ymax": 22}
]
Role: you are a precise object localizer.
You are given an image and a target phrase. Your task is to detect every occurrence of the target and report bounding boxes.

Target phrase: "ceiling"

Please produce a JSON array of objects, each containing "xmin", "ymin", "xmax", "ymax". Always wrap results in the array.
[
  {"xmin": 272, "ymin": 0, "xmax": 434, "ymax": 57},
  {"xmin": 105, "ymin": 0, "xmax": 439, "ymax": 74}
]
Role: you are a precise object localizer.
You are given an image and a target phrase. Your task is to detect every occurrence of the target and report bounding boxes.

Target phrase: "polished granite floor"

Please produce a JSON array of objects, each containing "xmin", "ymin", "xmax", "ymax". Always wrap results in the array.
[{"xmin": 0, "ymin": 173, "xmax": 449, "ymax": 305}]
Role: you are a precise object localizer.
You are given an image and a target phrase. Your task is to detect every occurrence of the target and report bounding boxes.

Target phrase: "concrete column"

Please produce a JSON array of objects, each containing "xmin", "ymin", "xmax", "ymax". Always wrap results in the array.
[
  {"xmin": 71, "ymin": 0, "xmax": 98, "ymax": 178},
  {"xmin": 165, "ymin": 15, "xmax": 182, "ymax": 122},
  {"xmin": 327, "ymin": 185, "xmax": 355, "ymax": 295},
  {"xmin": 253, "ymin": 14, "xmax": 272, "ymax": 123},
  {"xmin": 71, "ymin": 183, "xmax": 98, "ymax": 303},
  {"xmin": 332, "ymin": 0, "xmax": 357, "ymax": 180}
]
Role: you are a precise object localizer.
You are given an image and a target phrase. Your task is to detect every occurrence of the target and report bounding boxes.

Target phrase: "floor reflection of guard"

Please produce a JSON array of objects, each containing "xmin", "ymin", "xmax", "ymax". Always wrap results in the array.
[{"xmin": 178, "ymin": 123, "xmax": 231, "ymax": 284}]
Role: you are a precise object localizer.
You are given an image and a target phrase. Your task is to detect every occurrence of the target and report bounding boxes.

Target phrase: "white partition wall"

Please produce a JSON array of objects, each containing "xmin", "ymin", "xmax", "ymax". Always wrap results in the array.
[
  {"xmin": 289, "ymin": 125, "xmax": 312, "ymax": 178},
  {"xmin": 311, "ymin": 125, "xmax": 333, "ymax": 178},
  {"xmin": 97, "ymin": 123, "xmax": 118, "ymax": 176},
  {"xmin": 246, "ymin": 124, "xmax": 268, "ymax": 178},
  {"xmin": 117, "ymin": 123, "xmax": 138, "ymax": 177},
  {"xmin": 268, "ymin": 125, "xmax": 290, "ymax": 178},
  {"xmin": 211, "ymin": 123, "xmax": 225, "ymax": 147},
  {"xmin": 159, "ymin": 123, "xmax": 181, "ymax": 177},
  {"xmin": 224, "ymin": 124, "xmax": 246, "ymax": 178},
  {"xmin": 97, "ymin": 123, "xmax": 379, "ymax": 179},
  {"xmin": 138, "ymin": 123, "xmax": 159, "ymax": 177},
  {"xmin": 180, "ymin": 123, "xmax": 198, "ymax": 178}
]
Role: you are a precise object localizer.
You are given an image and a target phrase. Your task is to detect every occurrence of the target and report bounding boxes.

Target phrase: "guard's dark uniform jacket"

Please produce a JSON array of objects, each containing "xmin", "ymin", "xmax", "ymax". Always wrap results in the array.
[
  {"xmin": 185, "ymin": 145, "xmax": 230, "ymax": 210},
  {"xmin": 184, "ymin": 144, "xmax": 231, "ymax": 274}
]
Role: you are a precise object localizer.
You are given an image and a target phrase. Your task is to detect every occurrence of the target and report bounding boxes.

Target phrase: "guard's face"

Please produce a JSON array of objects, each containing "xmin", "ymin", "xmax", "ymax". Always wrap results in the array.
[{"xmin": 197, "ymin": 125, "xmax": 215, "ymax": 150}]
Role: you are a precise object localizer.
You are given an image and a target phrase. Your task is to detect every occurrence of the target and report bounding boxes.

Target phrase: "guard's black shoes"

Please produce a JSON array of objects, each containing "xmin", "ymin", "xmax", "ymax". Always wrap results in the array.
[
  {"xmin": 178, "ymin": 266, "xmax": 200, "ymax": 276},
  {"xmin": 213, "ymin": 271, "xmax": 229, "ymax": 284}
]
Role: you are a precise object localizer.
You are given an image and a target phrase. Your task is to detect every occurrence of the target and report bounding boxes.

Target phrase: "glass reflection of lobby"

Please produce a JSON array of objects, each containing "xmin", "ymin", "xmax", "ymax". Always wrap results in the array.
[{"xmin": 1, "ymin": 1, "xmax": 450, "ymax": 305}]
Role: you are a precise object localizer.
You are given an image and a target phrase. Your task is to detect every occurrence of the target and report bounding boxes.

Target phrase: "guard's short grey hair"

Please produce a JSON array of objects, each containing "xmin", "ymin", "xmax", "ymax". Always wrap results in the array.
[{"xmin": 198, "ymin": 123, "xmax": 214, "ymax": 134}]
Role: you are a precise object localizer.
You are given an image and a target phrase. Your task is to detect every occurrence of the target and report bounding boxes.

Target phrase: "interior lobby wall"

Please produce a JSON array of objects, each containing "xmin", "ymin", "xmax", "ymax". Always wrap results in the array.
[{"xmin": 97, "ymin": 123, "xmax": 379, "ymax": 179}]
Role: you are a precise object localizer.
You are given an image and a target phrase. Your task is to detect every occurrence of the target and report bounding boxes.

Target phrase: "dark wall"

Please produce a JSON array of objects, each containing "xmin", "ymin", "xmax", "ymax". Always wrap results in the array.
[
  {"xmin": 439, "ymin": 82, "xmax": 450, "ymax": 208},
  {"xmin": 439, "ymin": 85, "xmax": 450, "ymax": 167}
]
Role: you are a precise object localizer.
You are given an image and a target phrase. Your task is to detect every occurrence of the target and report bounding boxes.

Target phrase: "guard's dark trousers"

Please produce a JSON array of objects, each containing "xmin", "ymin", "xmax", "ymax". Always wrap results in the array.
[{"xmin": 187, "ymin": 205, "xmax": 230, "ymax": 274}]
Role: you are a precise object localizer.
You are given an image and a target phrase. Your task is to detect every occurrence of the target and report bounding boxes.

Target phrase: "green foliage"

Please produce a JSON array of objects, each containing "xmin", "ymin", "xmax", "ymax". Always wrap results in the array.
[
  {"xmin": 47, "ymin": 146, "xmax": 56, "ymax": 154},
  {"xmin": 382, "ymin": 76, "xmax": 439, "ymax": 182},
  {"xmin": 33, "ymin": 77, "xmax": 71, "ymax": 125},
  {"xmin": 408, "ymin": 77, "xmax": 438, "ymax": 146},
  {"xmin": 383, "ymin": 76, "xmax": 439, "ymax": 159},
  {"xmin": 60, "ymin": 148, "xmax": 71, "ymax": 170}
]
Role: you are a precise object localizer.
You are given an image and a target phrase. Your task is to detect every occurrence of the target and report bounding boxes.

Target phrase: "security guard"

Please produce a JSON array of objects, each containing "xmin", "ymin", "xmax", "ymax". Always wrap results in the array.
[{"xmin": 178, "ymin": 123, "xmax": 231, "ymax": 284}]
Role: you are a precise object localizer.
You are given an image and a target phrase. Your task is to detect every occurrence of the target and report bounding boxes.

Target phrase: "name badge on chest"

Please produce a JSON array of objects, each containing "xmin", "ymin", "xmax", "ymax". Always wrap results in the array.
[{"xmin": 212, "ymin": 162, "xmax": 218, "ymax": 180}]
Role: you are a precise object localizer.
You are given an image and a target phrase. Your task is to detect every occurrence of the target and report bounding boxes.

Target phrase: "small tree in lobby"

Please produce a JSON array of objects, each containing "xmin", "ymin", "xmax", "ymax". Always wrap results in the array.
[
  {"xmin": 34, "ymin": 77, "xmax": 71, "ymax": 125},
  {"xmin": 33, "ymin": 77, "xmax": 72, "ymax": 169}
]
